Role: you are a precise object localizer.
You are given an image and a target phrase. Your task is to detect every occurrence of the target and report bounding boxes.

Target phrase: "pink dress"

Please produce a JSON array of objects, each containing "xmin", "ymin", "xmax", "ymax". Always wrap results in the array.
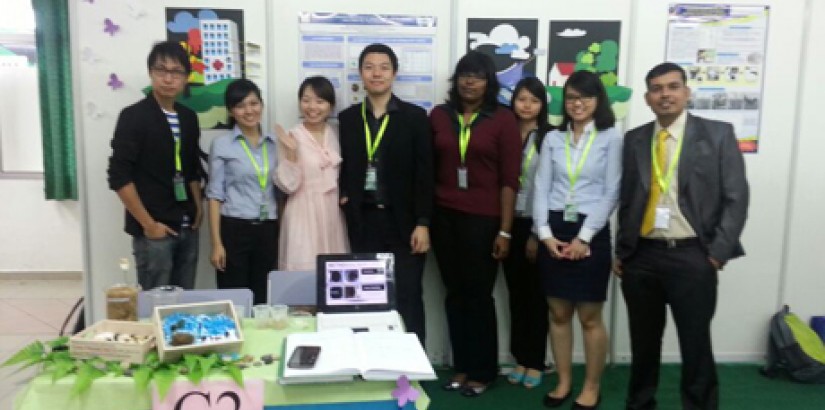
[{"xmin": 274, "ymin": 123, "xmax": 349, "ymax": 271}]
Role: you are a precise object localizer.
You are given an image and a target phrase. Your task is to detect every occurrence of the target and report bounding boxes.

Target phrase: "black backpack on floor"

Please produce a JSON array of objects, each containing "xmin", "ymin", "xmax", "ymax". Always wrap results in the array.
[{"xmin": 760, "ymin": 305, "xmax": 825, "ymax": 383}]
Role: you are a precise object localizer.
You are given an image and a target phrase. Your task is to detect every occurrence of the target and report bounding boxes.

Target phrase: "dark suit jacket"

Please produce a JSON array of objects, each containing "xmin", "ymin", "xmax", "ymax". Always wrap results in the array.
[
  {"xmin": 107, "ymin": 95, "xmax": 201, "ymax": 236},
  {"xmin": 338, "ymin": 95, "xmax": 434, "ymax": 246},
  {"xmin": 616, "ymin": 113, "xmax": 748, "ymax": 264}
]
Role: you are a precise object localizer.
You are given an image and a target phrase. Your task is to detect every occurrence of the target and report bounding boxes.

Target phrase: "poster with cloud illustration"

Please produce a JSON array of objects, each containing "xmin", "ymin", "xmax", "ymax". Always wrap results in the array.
[
  {"xmin": 546, "ymin": 20, "xmax": 631, "ymax": 125},
  {"xmin": 467, "ymin": 19, "xmax": 538, "ymax": 105},
  {"xmin": 159, "ymin": 8, "xmax": 246, "ymax": 129}
]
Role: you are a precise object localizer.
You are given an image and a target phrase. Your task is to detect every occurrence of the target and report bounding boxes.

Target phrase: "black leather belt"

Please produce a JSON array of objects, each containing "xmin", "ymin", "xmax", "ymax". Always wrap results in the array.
[
  {"xmin": 639, "ymin": 237, "xmax": 701, "ymax": 249},
  {"xmin": 222, "ymin": 216, "xmax": 276, "ymax": 225}
]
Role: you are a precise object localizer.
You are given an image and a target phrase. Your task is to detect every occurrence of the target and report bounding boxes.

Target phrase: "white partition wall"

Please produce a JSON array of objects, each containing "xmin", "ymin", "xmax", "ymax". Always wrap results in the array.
[
  {"xmin": 619, "ymin": 0, "xmax": 809, "ymax": 363},
  {"xmin": 71, "ymin": 0, "xmax": 269, "ymax": 326},
  {"xmin": 72, "ymin": 0, "xmax": 824, "ymax": 365}
]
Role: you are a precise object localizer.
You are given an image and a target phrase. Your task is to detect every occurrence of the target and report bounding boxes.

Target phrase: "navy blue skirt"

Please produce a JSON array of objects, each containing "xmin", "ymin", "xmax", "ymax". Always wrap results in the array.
[{"xmin": 537, "ymin": 211, "xmax": 612, "ymax": 302}]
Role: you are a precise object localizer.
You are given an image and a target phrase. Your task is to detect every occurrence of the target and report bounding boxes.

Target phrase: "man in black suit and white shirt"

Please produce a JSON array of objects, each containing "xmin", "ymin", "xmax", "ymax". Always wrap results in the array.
[
  {"xmin": 338, "ymin": 44, "xmax": 434, "ymax": 344},
  {"xmin": 614, "ymin": 62, "xmax": 749, "ymax": 410}
]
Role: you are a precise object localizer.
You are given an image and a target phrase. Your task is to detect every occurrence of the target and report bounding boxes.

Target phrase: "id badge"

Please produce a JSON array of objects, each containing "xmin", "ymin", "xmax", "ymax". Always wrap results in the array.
[
  {"xmin": 563, "ymin": 203, "xmax": 578, "ymax": 223},
  {"xmin": 654, "ymin": 207, "xmax": 671, "ymax": 229},
  {"xmin": 173, "ymin": 174, "xmax": 187, "ymax": 201},
  {"xmin": 515, "ymin": 191, "xmax": 527, "ymax": 212},
  {"xmin": 364, "ymin": 165, "xmax": 377, "ymax": 191},
  {"xmin": 259, "ymin": 204, "xmax": 268, "ymax": 221},
  {"xmin": 457, "ymin": 167, "xmax": 469, "ymax": 190}
]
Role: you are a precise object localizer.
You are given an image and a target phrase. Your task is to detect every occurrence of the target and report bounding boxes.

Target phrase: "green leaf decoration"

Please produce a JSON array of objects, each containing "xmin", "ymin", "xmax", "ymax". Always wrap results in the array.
[
  {"xmin": 198, "ymin": 354, "xmax": 218, "ymax": 375},
  {"xmin": 106, "ymin": 361, "xmax": 124, "ymax": 377},
  {"xmin": 1, "ymin": 341, "xmax": 44, "ymax": 368},
  {"xmin": 225, "ymin": 364, "xmax": 244, "ymax": 388},
  {"xmin": 144, "ymin": 351, "xmax": 160, "ymax": 368},
  {"xmin": 183, "ymin": 355, "xmax": 204, "ymax": 385},
  {"xmin": 51, "ymin": 358, "xmax": 76, "ymax": 383},
  {"xmin": 71, "ymin": 361, "xmax": 105, "ymax": 396},
  {"xmin": 153, "ymin": 367, "xmax": 179, "ymax": 400},
  {"xmin": 133, "ymin": 366, "xmax": 154, "ymax": 393},
  {"xmin": 581, "ymin": 53, "xmax": 595, "ymax": 65},
  {"xmin": 45, "ymin": 337, "xmax": 69, "ymax": 348}
]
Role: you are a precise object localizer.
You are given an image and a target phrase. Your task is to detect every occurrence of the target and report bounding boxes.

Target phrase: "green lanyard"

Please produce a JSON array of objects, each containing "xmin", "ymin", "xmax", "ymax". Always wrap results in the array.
[
  {"xmin": 361, "ymin": 102, "xmax": 390, "ymax": 163},
  {"xmin": 457, "ymin": 112, "xmax": 479, "ymax": 165},
  {"xmin": 519, "ymin": 136, "xmax": 537, "ymax": 187},
  {"xmin": 238, "ymin": 137, "xmax": 269, "ymax": 192},
  {"xmin": 565, "ymin": 128, "xmax": 598, "ymax": 195},
  {"xmin": 651, "ymin": 129, "xmax": 684, "ymax": 194},
  {"xmin": 173, "ymin": 137, "xmax": 182, "ymax": 173}
]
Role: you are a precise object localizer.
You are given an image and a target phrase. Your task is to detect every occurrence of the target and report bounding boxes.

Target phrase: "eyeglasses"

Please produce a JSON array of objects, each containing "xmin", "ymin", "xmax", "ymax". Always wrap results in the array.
[
  {"xmin": 457, "ymin": 72, "xmax": 487, "ymax": 81},
  {"xmin": 150, "ymin": 66, "xmax": 188, "ymax": 79},
  {"xmin": 564, "ymin": 94, "xmax": 597, "ymax": 104}
]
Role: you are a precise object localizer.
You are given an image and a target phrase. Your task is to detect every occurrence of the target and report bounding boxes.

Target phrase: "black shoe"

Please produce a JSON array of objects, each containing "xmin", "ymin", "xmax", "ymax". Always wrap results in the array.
[
  {"xmin": 460, "ymin": 382, "xmax": 491, "ymax": 397},
  {"xmin": 543, "ymin": 391, "xmax": 572, "ymax": 408},
  {"xmin": 571, "ymin": 395, "xmax": 601, "ymax": 410}
]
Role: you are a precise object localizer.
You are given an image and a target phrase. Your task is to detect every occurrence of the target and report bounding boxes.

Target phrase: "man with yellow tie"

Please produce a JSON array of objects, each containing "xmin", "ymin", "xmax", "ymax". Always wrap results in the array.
[{"xmin": 614, "ymin": 62, "xmax": 749, "ymax": 410}]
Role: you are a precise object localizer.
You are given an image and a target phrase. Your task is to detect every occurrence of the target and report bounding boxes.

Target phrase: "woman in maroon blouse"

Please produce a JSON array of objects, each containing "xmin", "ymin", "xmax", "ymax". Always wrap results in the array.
[{"xmin": 429, "ymin": 51, "xmax": 522, "ymax": 397}]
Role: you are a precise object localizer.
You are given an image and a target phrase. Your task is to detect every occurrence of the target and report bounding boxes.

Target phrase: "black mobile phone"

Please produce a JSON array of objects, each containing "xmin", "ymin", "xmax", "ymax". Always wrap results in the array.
[{"xmin": 287, "ymin": 345, "xmax": 321, "ymax": 369}]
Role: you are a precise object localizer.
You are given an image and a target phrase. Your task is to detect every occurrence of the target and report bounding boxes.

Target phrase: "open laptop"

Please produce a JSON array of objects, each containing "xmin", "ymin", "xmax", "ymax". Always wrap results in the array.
[{"xmin": 315, "ymin": 253, "xmax": 404, "ymax": 333}]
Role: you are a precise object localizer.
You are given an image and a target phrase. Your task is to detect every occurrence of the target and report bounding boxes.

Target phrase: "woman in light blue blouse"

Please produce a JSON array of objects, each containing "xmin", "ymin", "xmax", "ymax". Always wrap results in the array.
[
  {"xmin": 532, "ymin": 71, "xmax": 621, "ymax": 409},
  {"xmin": 206, "ymin": 79, "xmax": 278, "ymax": 305}
]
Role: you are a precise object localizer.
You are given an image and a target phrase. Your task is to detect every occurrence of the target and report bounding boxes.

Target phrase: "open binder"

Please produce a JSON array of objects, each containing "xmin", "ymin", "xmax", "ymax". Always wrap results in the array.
[{"xmin": 279, "ymin": 328, "xmax": 436, "ymax": 384}]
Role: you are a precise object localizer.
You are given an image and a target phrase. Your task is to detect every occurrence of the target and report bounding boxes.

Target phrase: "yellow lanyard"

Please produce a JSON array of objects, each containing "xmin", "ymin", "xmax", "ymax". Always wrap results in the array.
[
  {"xmin": 362, "ymin": 102, "xmax": 389, "ymax": 163},
  {"xmin": 457, "ymin": 112, "xmax": 479, "ymax": 165},
  {"xmin": 651, "ymin": 129, "xmax": 684, "ymax": 194},
  {"xmin": 238, "ymin": 137, "xmax": 269, "ymax": 192},
  {"xmin": 565, "ymin": 128, "xmax": 597, "ymax": 195},
  {"xmin": 519, "ymin": 137, "xmax": 537, "ymax": 187}
]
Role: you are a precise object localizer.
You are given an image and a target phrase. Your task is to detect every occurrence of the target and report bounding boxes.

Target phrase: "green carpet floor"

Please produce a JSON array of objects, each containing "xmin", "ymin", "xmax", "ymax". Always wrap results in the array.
[{"xmin": 420, "ymin": 364, "xmax": 825, "ymax": 409}]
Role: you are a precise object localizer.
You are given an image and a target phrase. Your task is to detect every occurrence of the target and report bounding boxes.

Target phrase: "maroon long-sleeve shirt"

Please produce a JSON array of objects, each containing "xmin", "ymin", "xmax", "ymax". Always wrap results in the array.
[{"xmin": 429, "ymin": 103, "xmax": 521, "ymax": 217}]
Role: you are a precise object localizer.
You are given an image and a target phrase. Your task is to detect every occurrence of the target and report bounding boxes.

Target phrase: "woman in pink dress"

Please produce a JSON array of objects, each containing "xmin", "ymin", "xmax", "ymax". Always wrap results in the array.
[{"xmin": 274, "ymin": 76, "xmax": 349, "ymax": 271}]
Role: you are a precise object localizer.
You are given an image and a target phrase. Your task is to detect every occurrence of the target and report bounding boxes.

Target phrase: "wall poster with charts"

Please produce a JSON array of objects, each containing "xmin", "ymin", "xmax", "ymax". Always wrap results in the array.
[
  {"xmin": 666, "ymin": 4, "xmax": 770, "ymax": 153},
  {"xmin": 298, "ymin": 13, "xmax": 437, "ymax": 113}
]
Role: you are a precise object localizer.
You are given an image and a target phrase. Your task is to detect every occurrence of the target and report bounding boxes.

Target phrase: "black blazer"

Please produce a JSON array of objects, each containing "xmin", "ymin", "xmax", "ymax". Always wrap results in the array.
[
  {"xmin": 337, "ymin": 95, "xmax": 434, "ymax": 246},
  {"xmin": 107, "ymin": 95, "xmax": 201, "ymax": 236},
  {"xmin": 616, "ymin": 113, "xmax": 749, "ymax": 264}
]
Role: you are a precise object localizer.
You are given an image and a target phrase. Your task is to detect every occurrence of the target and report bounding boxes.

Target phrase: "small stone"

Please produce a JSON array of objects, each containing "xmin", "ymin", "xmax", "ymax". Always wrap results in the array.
[
  {"xmin": 253, "ymin": 361, "xmax": 263, "ymax": 367},
  {"xmin": 170, "ymin": 332, "xmax": 195, "ymax": 346},
  {"xmin": 179, "ymin": 367, "xmax": 189, "ymax": 375},
  {"xmin": 123, "ymin": 368, "xmax": 134, "ymax": 377},
  {"xmin": 242, "ymin": 354, "xmax": 254, "ymax": 363}
]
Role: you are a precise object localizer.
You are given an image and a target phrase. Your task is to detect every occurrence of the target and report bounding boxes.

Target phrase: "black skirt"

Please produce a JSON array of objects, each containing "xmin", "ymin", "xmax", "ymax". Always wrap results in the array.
[{"xmin": 537, "ymin": 211, "xmax": 612, "ymax": 302}]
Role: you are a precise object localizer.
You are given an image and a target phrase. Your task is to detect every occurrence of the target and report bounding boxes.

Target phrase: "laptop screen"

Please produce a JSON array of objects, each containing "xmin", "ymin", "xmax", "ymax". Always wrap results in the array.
[{"xmin": 316, "ymin": 253, "xmax": 396, "ymax": 313}]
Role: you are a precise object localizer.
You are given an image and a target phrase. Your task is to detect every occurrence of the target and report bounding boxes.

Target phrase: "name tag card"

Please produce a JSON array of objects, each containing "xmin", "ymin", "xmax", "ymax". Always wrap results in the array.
[
  {"xmin": 655, "ymin": 207, "xmax": 671, "ymax": 229},
  {"xmin": 457, "ymin": 167, "xmax": 468, "ymax": 190}
]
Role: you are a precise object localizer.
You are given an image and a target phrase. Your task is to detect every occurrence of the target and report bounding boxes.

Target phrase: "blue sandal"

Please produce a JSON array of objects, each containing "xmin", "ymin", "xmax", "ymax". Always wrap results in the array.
[
  {"xmin": 522, "ymin": 369, "xmax": 543, "ymax": 388},
  {"xmin": 507, "ymin": 367, "xmax": 526, "ymax": 384}
]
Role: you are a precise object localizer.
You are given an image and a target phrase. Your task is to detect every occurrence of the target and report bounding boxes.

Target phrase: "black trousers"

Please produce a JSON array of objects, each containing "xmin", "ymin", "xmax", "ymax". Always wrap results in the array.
[
  {"xmin": 621, "ymin": 239, "xmax": 718, "ymax": 410},
  {"xmin": 432, "ymin": 206, "xmax": 500, "ymax": 383},
  {"xmin": 217, "ymin": 216, "xmax": 279, "ymax": 305},
  {"xmin": 351, "ymin": 206, "xmax": 426, "ymax": 344},
  {"xmin": 501, "ymin": 217, "xmax": 548, "ymax": 370}
]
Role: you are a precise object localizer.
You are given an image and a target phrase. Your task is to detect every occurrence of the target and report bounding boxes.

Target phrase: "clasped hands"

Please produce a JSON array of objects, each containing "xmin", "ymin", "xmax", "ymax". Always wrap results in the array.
[{"xmin": 542, "ymin": 237, "xmax": 590, "ymax": 260}]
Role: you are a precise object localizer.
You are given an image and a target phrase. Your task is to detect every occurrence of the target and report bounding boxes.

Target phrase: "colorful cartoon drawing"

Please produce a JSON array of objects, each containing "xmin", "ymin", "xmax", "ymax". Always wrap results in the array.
[
  {"xmin": 162, "ymin": 8, "xmax": 245, "ymax": 129},
  {"xmin": 546, "ymin": 21, "xmax": 630, "ymax": 125},
  {"xmin": 548, "ymin": 21, "xmax": 621, "ymax": 88},
  {"xmin": 467, "ymin": 19, "xmax": 538, "ymax": 105}
]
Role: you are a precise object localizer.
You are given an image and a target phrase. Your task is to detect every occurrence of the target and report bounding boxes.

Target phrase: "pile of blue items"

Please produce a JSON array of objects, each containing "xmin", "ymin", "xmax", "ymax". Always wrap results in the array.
[{"xmin": 162, "ymin": 312, "xmax": 238, "ymax": 346}]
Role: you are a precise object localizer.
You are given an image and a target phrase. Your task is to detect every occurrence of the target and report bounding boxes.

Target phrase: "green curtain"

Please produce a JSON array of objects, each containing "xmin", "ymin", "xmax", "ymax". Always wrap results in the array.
[{"xmin": 31, "ymin": 0, "xmax": 77, "ymax": 200}]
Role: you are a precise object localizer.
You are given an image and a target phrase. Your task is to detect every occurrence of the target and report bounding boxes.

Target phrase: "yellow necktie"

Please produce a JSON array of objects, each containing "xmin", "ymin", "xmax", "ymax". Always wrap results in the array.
[{"xmin": 641, "ymin": 129, "xmax": 670, "ymax": 235}]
